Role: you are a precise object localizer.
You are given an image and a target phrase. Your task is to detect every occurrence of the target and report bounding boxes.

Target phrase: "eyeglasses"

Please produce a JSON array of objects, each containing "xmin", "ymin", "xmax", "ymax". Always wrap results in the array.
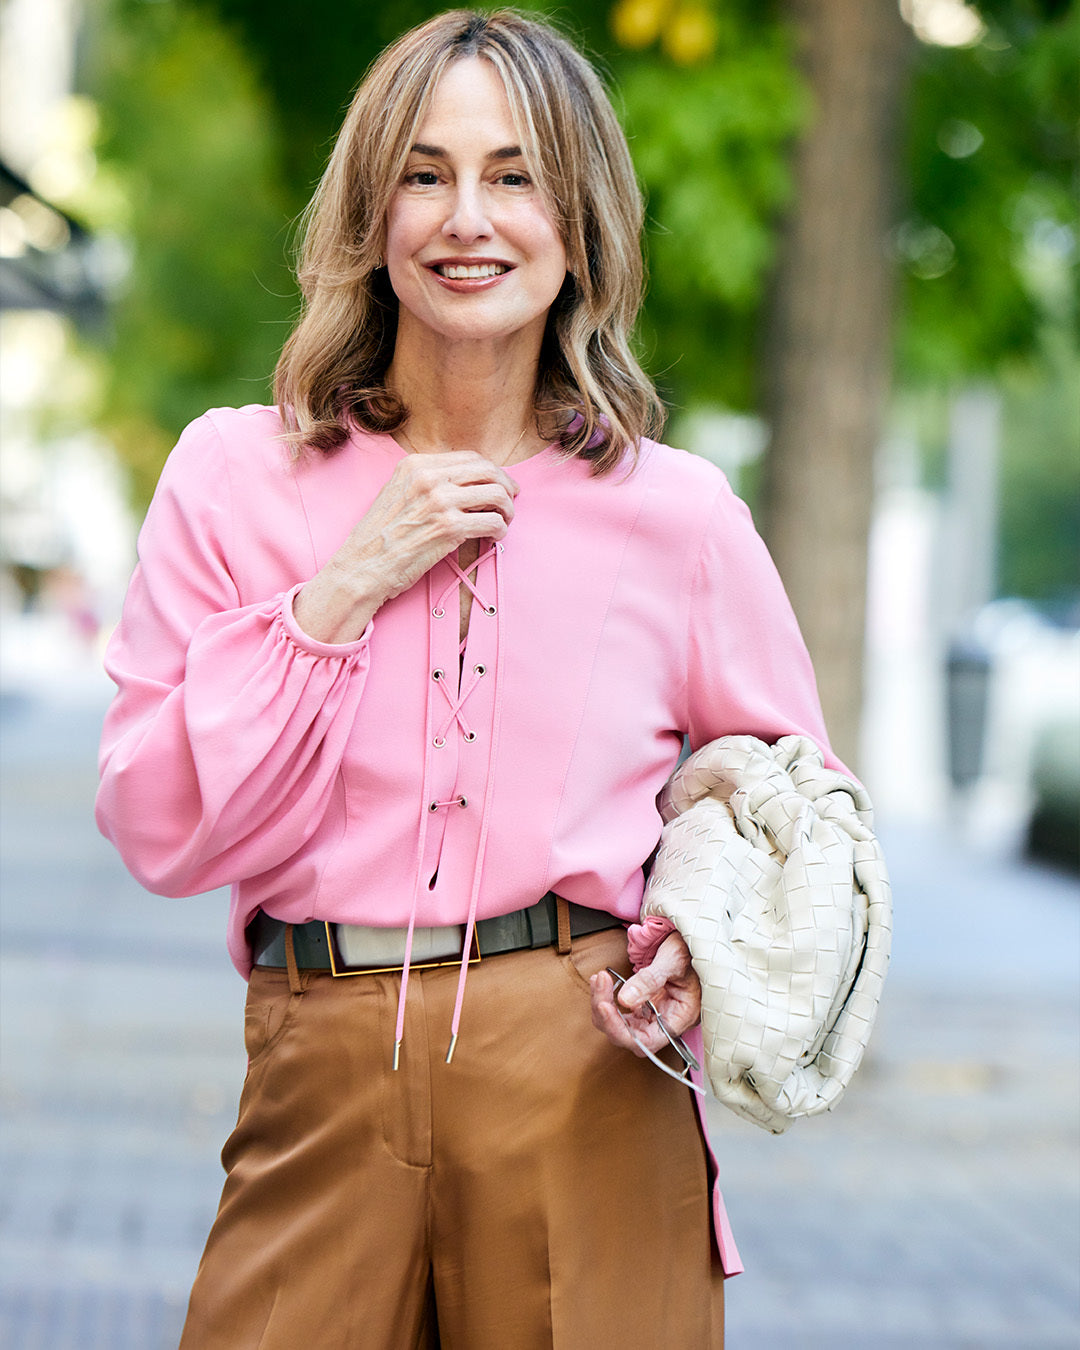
[{"xmin": 605, "ymin": 969, "xmax": 704, "ymax": 1095}]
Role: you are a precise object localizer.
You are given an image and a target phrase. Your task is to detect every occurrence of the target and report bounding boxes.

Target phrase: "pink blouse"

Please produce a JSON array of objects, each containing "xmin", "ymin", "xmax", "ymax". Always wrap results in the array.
[
  {"xmin": 96, "ymin": 403, "xmax": 845, "ymax": 1278},
  {"xmin": 97, "ymin": 404, "xmax": 840, "ymax": 975}
]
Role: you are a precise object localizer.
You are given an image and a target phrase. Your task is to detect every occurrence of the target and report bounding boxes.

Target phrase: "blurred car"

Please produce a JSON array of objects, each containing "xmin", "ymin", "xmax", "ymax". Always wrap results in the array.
[
  {"xmin": 1028, "ymin": 711, "xmax": 1080, "ymax": 870},
  {"xmin": 947, "ymin": 598, "xmax": 1080, "ymax": 871}
]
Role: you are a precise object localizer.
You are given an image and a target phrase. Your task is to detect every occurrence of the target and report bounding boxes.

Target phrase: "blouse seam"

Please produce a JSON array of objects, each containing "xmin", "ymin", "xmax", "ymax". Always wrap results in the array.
[
  {"xmin": 310, "ymin": 769, "xmax": 352, "ymax": 924},
  {"xmin": 292, "ymin": 447, "xmax": 323, "ymax": 580},
  {"xmin": 681, "ymin": 480, "xmax": 728, "ymax": 742},
  {"xmin": 203, "ymin": 410, "xmax": 242, "ymax": 602}
]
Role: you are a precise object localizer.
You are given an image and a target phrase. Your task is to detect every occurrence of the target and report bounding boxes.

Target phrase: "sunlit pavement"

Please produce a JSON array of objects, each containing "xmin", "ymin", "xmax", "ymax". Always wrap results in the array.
[{"xmin": 1, "ymin": 684, "xmax": 1077, "ymax": 1349}]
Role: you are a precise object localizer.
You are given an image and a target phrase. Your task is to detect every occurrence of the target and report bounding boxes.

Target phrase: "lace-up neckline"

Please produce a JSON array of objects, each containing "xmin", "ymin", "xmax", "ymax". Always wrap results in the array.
[
  {"xmin": 392, "ymin": 539, "xmax": 505, "ymax": 1069},
  {"xmin": 450, "ymin": 542, "xmax": 490, "ymax": 645}
]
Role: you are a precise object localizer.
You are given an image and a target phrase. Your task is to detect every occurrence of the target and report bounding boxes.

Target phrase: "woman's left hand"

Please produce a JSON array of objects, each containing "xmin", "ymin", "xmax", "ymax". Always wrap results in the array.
[{"xmin": 589, "ymin": 932, "xmax": 701, "ymax": 1056}]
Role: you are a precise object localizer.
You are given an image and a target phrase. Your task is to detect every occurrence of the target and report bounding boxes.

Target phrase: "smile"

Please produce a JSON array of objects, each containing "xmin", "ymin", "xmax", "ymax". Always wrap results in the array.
[{"xmin": 432, "ymin": 262, "xmax": 510, "ymax": 279}]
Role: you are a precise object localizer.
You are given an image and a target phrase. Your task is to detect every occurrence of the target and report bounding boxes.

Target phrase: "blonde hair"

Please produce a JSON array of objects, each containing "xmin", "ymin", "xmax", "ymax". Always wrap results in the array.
[{"xmin": 274, "ymin": 8, "xmax": 664, "ymax": 472}]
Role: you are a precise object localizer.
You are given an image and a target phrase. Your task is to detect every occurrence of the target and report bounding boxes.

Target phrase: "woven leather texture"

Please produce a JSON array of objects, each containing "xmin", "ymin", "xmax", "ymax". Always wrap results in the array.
[{"xmin": 641, "ymin": 735, "xmax": 892, "ymax": 1134}]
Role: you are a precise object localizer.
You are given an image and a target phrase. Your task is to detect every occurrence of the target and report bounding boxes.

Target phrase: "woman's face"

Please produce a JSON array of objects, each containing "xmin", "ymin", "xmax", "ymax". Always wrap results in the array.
[{"xmin": 384, "ymin": 58, "xmax": 568, "ymax": 355}]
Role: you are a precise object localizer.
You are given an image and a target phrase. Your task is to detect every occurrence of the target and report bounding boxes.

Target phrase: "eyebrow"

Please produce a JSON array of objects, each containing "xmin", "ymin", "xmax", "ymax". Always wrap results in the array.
[{"xmin": 409, "ymin": 143, "xmax": 524, "ymax": 161}]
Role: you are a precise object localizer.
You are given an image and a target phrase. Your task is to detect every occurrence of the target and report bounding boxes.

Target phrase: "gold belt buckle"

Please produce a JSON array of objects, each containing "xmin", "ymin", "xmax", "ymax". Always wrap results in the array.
[{"xmin": 324, "ymin": 922, "xmax": 481, "ymax": 978}]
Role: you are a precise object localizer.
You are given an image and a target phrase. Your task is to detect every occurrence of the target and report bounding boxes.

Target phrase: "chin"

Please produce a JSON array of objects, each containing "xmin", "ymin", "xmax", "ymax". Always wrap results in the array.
[{"xmin": 400, "ymin": 302, "xmax": 549, "ymax": 349}]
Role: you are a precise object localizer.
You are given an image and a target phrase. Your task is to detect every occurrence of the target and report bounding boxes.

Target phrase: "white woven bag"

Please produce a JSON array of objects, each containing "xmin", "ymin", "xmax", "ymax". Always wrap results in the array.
[{"xmin": 641, "ymin": 735, "xmax": 891, "ymax": 1133}]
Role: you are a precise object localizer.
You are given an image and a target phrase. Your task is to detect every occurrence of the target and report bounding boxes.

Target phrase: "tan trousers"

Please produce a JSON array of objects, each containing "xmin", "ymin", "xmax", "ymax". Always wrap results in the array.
[{"xmin": 180, "ymin": 927, "xmax": 724, "ymax": 1349}]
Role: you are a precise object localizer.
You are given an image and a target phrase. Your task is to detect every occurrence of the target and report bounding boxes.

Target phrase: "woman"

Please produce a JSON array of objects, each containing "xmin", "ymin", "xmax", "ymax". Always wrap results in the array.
[{"xmin": 97, "ymin": 10, "xmax": 842, "ymax": 1347}]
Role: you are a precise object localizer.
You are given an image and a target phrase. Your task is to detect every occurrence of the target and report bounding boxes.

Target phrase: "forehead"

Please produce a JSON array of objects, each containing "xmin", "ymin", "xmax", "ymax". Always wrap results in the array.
[{"xmin": 413, "ymin": 57, "xmax": 521, "ymax": 150}]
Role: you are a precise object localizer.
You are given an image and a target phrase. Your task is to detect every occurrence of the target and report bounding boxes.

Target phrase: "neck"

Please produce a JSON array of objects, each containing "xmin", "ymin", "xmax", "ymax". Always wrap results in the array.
[{"xmin": 386, "ymin": 323, "xmax": 546, "ymax": 465}]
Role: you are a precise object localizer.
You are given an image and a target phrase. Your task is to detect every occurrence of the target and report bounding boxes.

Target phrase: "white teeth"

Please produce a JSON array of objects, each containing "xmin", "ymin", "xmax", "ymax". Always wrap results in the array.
[{"xmin": 437, "ymin": 263, "xmax": 507, "ymax": 279}]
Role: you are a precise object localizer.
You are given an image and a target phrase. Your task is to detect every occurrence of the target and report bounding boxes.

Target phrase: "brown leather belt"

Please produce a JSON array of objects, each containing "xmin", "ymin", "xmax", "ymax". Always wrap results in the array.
[{"xmin": 249, "ymin": 893, "xmax": 621, "ymax": 975}]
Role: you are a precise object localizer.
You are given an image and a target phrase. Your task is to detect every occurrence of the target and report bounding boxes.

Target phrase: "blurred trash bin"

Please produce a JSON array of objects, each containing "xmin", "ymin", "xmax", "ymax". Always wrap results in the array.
[{"xmin": 946, "ymin": 635, "xmax": 993, "ymax": 790}]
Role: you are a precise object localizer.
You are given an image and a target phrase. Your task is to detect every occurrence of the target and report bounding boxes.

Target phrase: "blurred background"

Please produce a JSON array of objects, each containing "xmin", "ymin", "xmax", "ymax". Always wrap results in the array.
[{"xmin": 1, "ymin": 1, "xmax": 1077, "ymax": 1346}]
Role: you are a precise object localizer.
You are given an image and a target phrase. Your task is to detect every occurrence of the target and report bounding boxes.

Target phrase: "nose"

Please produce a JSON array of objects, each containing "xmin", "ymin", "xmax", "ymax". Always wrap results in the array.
[{"xmin": 442, "ymin": 180, "xmax": 493, "ymax": 245}]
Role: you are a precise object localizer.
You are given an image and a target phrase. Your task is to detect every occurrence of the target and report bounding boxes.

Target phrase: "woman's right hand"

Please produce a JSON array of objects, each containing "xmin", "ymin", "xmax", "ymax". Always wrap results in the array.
[{"xmin": 292, "ymin": 451, "xmax": 520, "ymax": 644}]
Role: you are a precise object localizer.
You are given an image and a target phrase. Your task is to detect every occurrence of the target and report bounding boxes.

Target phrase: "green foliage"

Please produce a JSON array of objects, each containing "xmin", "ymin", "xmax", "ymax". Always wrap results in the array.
[
  {"xmin": 199, "ymin": 0, "xmax": 440, "ymax": 207},
  {"xmin": 894, "ymin": 1, "xmax": 1079, "ymax": 604},
  {"xmin": 83, "ymin": 0, "xmax": 296, "ymax": 505},
  {"xmin": 997, "ymin": 329, "xmax": 1080, "ymax": 602},
  {"xmin": 615, "ymin": 22, "xmax": 804, "ymax": 410},
  {"xmin": 897, "ymin": 3, "xmax": 1079, "ymax": 382}
]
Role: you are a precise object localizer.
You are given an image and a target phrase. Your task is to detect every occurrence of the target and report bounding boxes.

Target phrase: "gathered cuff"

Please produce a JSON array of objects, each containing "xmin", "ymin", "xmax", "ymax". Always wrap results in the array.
[
  {"xmin": 280, "ymin": 582, "xmax": 374, "ymax": 658},
  {"xmin": 625, "ymin": 914, "xmax": 677, "ymax": 971}
]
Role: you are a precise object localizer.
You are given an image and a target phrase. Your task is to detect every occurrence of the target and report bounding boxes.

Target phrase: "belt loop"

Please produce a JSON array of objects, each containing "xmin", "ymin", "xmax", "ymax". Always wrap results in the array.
[
  {"xmin": 555, "ymin": 896, "xmax": 572, "ymax": 955},
  {"xmin": 284, "ymin": 923, "xmax": 303, "ymax": 994}
]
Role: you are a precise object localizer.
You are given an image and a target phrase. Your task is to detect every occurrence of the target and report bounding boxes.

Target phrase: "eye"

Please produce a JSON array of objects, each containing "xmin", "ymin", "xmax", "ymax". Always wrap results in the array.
[
  {"xmin": 495, "ymin": 170, "xmax": 531, "ymax": 188},
  {"xmin": 404, "ymin": 168, "xmax": 440, "ymax": 187}
]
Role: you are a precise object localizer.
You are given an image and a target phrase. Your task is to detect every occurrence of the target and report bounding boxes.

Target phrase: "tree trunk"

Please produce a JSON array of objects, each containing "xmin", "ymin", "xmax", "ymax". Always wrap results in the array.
[{"xmin": 760, "ymin": 0, "xmax": 911, "ymax": 769}]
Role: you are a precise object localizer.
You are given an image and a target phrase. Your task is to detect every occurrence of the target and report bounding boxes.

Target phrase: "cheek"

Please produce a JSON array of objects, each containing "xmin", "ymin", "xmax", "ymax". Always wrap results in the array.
[
  {"xmin": 385, "ymin": 200, "xmax": 433, "ymax": 262},
  {"xmin": 526, "ymin": 214, "xmax": 568, "ymax": 283}
]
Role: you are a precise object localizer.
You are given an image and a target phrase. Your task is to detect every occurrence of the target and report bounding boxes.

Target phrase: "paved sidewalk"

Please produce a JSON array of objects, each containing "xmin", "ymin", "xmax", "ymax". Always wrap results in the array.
[
  {"xmin": 719, "ymin": 816, "xmax": 1080, "ymax": 1348},
  {"xmin": 1, "ymin": 686, "xmax": 1078, "ymax": 1348}
]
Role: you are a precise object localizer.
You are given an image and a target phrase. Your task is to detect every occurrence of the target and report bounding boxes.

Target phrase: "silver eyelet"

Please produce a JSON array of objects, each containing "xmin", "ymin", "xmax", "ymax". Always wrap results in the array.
[
  {"xmin": 458, "ymin": 796, "xmax": 468, "ymax": 808},
  {"xmin": 428, "ymin": 801, "xmax": 439, "ymax": 812},
  {"xmin": 483, "ymin": 605, "xmax": 497, "ymax": 616},
  {"xmin": 433, "ymin": 736, "xmax": 446, "ymax": 748},
  {"xmin": 473, "ymin": 664, "xmax": 486, "ymax": 676},
  {"xmin": 432, "ymin": 668, "xmax": 444, "ymax": 681},
  {"xmin": 463, "ymin": 731, "xmax": 477, "ymax": 743},
  {"xmin": 432, "ymin": 606, "xmax": 445, "ymax": 619}
]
